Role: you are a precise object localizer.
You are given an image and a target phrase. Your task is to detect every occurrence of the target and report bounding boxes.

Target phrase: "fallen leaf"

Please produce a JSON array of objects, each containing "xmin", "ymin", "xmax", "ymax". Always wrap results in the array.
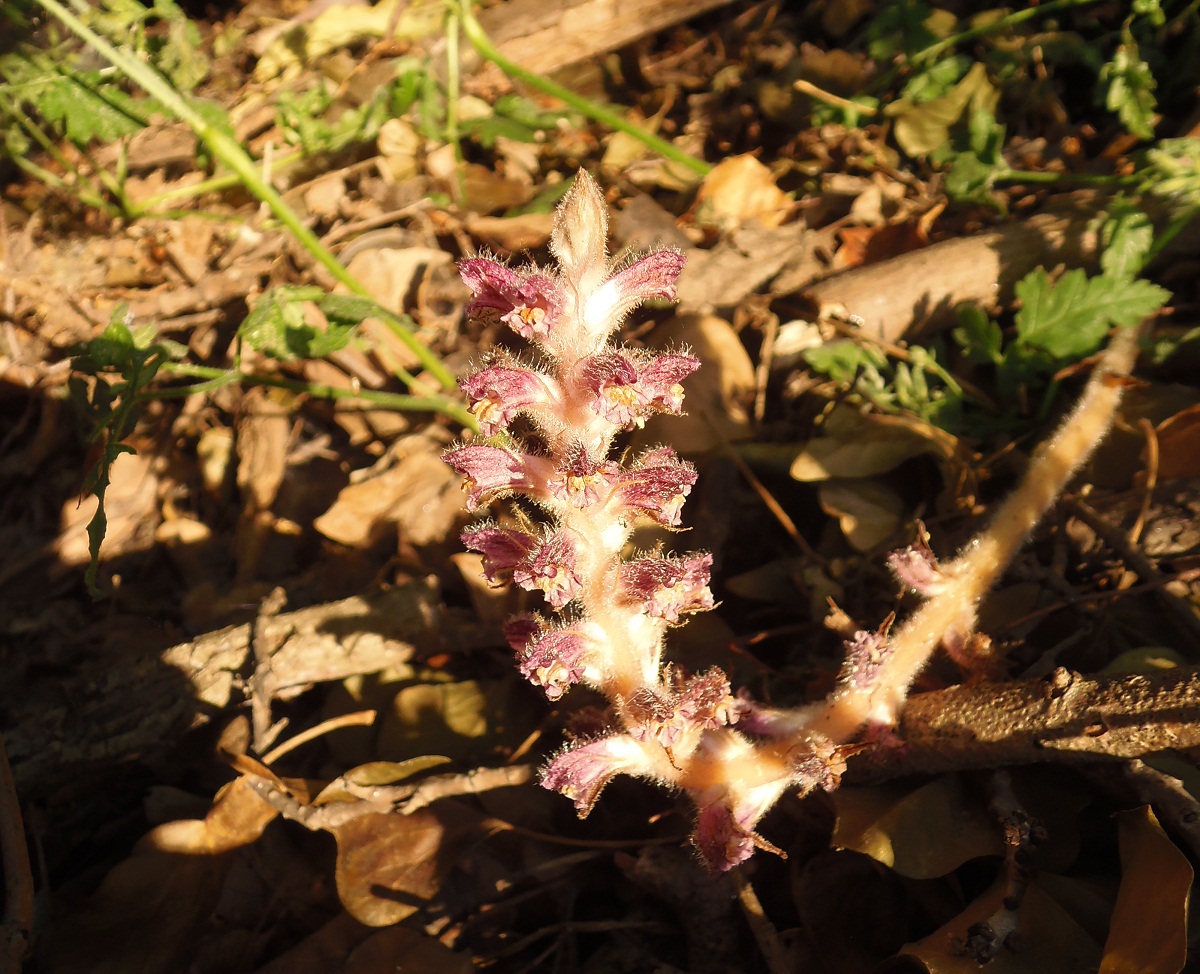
[
  {"xmin": 676, "ymin": 224, "xmax": 809, "ymax": 311},
  {"xmin": 790, "ymin": 407, "xmax": 958, "ymax": 481},
  {"xmin": 464, "ymin": 213, "xmax": 554, "ymax": 252},
  {"xmin": 342, "ymin": 926, "xmax": 472, "ymax": 974},
  {"xmin": 315, "ymin": 446, "xmax": 461, "ymax": 549},
  {"xmin": 819, "ymin": 478, "xmax": 905, "ymax": 550},
  {"xmin": 833, "ymin": 776, "xmax": 1001, "ymax": 879},
  {"xmin": 1154, "ymin": 403, "xmax": 1200, "ymax": 480},
  {"xmin": 693, "ymin": 155, "xmax": 792, "ymax": 229},
  {"xmin": 902, "ymin": 878, "xmax": 1101, "ymax": 973},
  {"xmin": 332, "ymin": 805, "xmax": 472, "ymax": 927},
  {"xmin": 47, "ymin": 779, "xmax": 277, "ymax": 974},
  {"xmin": 635, "ymin": 313, "xmax": 755, "ymax": 454},
  {"xmin": 1099, "ymin": 805, "xmax": 1192, "ymax": 974}
]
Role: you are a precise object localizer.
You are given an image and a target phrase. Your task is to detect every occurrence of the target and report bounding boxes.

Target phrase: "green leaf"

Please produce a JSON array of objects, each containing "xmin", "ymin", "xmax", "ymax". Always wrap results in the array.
[
  {"xmin": 35, "ymin": 70, "xmax": 151, "ymax": 144},
  {"xmin": 240, "ymin": 287, "xmax": 373, "ymax": 361},
  {"xmin": 1140, "ymin": 138, "xmax": 1200, "ymax": 207},
  {"xmin": 1014, "ymin": 268, "xmax": 1169, "ymax": 359},
  {"xmin": 953, "ymin": 305, "xmax": 1003, "ymax": 365},
  {"xmin": 885, "ymin": 61, "xmax": 998, "ymax": 158},
  {"xmin": 1101, "ymin": 41, "xmax": 1156, "ymax": 141},
  {"xmin": 1097, "ymin": 200, "xmax": 1154, "ymax": 280},
  {"xmin": 802, "ymin": 340, "xmax": 888, "ymax": 384}
]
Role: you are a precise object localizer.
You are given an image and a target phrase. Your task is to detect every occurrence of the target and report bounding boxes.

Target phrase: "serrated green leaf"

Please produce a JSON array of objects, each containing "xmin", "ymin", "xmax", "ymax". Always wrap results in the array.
[
  {"xmin": 1097, "ymin": 200, "xmax": 1154, "ymax": 280},
  {"xmin": 953, "ymin": 305, "xmax": 1003, "ymax": 365},
  {"xmin": 1101, "ymin": 42, "xmax": 1156, "ymax": 141},
  {"xmin": 241, "ymin": 287, "xmax": 367, "ymax": 361},
  {"xmin": 803, "ymin": 340, "xmax": 888, "ymax": 384},
  {"xmin": 1015, "ymin": 268, "xmax": 1169, "ymax": 359},
  {"xmin": 38, "ymin": 71, "xmax": 151, "ymax": 144}
]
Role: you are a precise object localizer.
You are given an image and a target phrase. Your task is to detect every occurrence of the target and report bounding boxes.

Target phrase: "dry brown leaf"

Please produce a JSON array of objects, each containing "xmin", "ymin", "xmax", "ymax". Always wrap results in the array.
[
  {"xmin": 818, "ymin": 478, "xmax": 905, "ymax": 551},
  {"xmin": 332, "ymin": 807, "xmax": 469, "ymax": 927},
  {"xmin": 636, "ymin": 313, "xmax": 754, "ymax": 454},
  {"xmin": 377, "ymin": 680, "xmax": 490, "ymax": 763},
  {"xmin": 47, "ymin": 779, "xmax": 277, "ymax": 974},
  {"xmin": 790, "ymin": 408, "xmax": 955, "ymax": 481},
  {"xmin": 676, "ymin": 224, "xmax": 807, "ymax": 311},
  {"xmin": 1099, "ymin": 805, "xmax": 1192, "ymax": 974},
  {"xmin": 833, "ymin": 776, "xmax": 1002, "ymax": 880},
  {"xmin": 692, "ymin": 155, "xmax": 791, "ymax": 229},
  {"xmin": 342, "ymin": 927, "xmax": 471, "ymax": 974},
  {"xmin": 464, "ymin": 212, "xmax": 554, "ymax": 252},
  {"xmin": 1154, "ymin": 403, "xmax": 1200, "ymax": 480},
  {"xmin": 902, "ymin": 879, "xmax": 1101, "ymax": 973},
  {"xmin": 314, "ymin": 445, "xmax": 461, "ymax": 548},
  {"xmin": 55, "ymin": 449, "xmax": 159, "ymax": 566}
]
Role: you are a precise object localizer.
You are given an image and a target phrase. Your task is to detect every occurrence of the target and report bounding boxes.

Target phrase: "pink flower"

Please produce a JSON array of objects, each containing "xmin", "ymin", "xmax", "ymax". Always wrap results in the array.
[
  {"xmin": 619, "ymin": 553, "xmax": 714, "ymax": 622},
  {"xmin": 837, "ymin": 624, "xmax": 892, "ymax": 691},
  {"xmin": 611, "ymin": 447, "xmax": 697, "ymax": 527},
  {"xmin": 461, "ymin": 363, "xmax": 560, "ymax": 435},
  {"xmin": 693, "ymin": 801, "xmax": 757, "ymax": 873},
  {"xmin": 512, "ymin": 530, "xmax": 585, "ymax": 608},
  {"xmin": 583, "ymin": 251, "xmax": 687, "ymax": 338},
  {"xmin": 887, "ymin": 528, "xmax": 946, "ymax": 596},
  {"xmin": 576, "ymin": 351, "xmax": 700, "ymax": 429},
  {"xmin": 461, "ymin": 523, "xmax": 537, "ymax": 582},
  {"xmin": 542, "ymin": 734, "xmax": 648, "ymax": 815},
  {"xmin": 546, "ymin": 445, "xmax": 622, "ymax": 508},
  {"xmin": 459, "ymin": 259, "xmax": 564, "ymax": 344},
  {"xmin": 443, "ymin": 445, "xmax": 555, "ymax": 509},
  {"xmin": 518, "ymin": 625, "xmax": 594, "ymax": 699}
]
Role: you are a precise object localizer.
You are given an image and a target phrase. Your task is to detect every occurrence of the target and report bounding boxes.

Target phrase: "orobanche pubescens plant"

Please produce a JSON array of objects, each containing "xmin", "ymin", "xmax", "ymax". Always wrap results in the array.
[{"xmin": 444, "ymin": 170, "xmax": 1140, "ymax": 872}]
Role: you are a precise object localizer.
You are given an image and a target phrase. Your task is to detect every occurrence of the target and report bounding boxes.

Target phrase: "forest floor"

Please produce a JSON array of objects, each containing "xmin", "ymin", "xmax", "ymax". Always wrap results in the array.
[{"xmin": 2, "ymin": 0, "xmax": 1200, "ymax": 971}]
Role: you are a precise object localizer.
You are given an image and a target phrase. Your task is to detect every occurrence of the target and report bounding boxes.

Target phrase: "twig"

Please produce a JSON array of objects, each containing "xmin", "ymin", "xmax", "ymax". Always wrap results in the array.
[
  {"xmin": 261, "ymin": 710, "xmax": 377, "ymax": 765},
  {"xmin": 0, "ymin": 732, "xmax": 33, "ymax": 970},
  {"xmin": 1064, "ymin": 496, "xmax": 1200, "ymax": 643},
  {"xmin": 960, "ymin": 771, "xmax": 1045, "ymax": 963},
  {"xmin": 733, "ymin": 872, "xmax": 791, "ymax": 974},
  {"xmin": 1080, "ymin": 758, "xmax": 1200, "ymax": 862},
  {"xmin": 243, "ymin": 764, "xmax": 536, "ymax": 830},
  {"xmin": 849, "ymin": 666, "xmax": 1200, "ymax": 781}
]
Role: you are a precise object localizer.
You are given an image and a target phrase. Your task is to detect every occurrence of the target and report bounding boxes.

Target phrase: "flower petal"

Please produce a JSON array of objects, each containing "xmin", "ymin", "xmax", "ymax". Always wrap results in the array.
[
  {"xmin": 612, "ymin": 447, "xmax": 697, "ymax": 526},
  {"xmin": 443, "ymin": 445, "xmax": 553, "ymax": 509},
  {"xmin": 619, "ymin": 553, "xmax": 713, "ymax": 622},
  {"xmin": 461, "ymin": 363, "xmax": 560, "ymax": 435},
  {"xmin": 459, "ymin": 258, "xmax": 564, "ymax": 343},
  {"xmin": 517, "ymin": 622, "xmax": 597, "ymax": 699},
  {"xmin": 583, "ymin": 250, "xmax": 686, "ymax": 336},
  {"xmin": 461, "ymin": 523, "xmax": 537, "ymax": 582},
  {"xmin": 512, "ymin": 530, "xmax": 585, "ymax": 608},
  {"xmin": 542, "ymin": 734, "xmax": 647, "ymax": 815}
]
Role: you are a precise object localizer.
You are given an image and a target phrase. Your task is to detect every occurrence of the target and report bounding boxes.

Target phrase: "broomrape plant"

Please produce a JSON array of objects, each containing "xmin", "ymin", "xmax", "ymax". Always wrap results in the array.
[{"xmin": 444, "ymin": 170, "xmax": 1141, "ymax": 872}]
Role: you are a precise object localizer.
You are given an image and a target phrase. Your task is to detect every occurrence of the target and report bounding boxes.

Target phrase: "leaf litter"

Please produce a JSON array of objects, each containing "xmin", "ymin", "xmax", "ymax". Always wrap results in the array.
[{"xmin": 0, "ymin": 0, "xmax": 1198, "ymax": 970}]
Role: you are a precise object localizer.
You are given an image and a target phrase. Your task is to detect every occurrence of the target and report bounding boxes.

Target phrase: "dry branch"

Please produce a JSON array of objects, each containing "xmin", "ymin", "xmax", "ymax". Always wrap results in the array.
[
  {"xmin": 850, "ymin": 666, "xmax": 1200, "ymax": 782},
  {"xmin": 477, "ymin": 0, "xmax": 741, "ymax": 79}
]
